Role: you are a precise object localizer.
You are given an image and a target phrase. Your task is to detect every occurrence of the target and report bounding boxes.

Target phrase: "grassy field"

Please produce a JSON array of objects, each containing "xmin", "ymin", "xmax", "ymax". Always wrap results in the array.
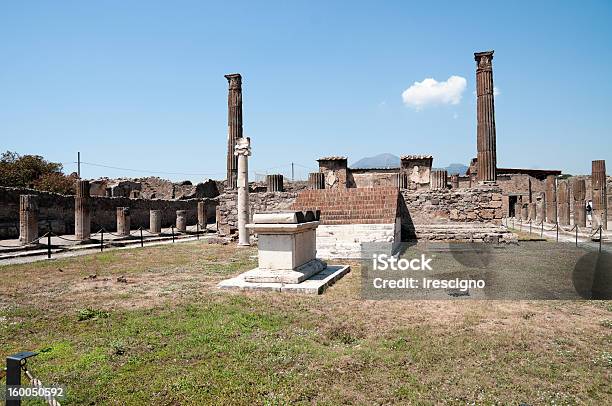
[{"xmin": 1, "ymin": 241, "xmax": 611, "ymax": 405}]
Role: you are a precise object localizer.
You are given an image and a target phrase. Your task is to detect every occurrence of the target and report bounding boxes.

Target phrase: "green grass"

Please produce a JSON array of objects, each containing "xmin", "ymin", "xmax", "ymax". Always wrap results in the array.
[{"xmin": 1, "ymin": 241, "xmax": 611, "ymax": 404}]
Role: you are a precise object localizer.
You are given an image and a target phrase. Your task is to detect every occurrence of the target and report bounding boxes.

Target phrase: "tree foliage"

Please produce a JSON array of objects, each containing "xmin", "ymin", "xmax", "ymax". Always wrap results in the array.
[{"xmin": 0, "ymin": 151, "xmax": 76, "ymax": 194}]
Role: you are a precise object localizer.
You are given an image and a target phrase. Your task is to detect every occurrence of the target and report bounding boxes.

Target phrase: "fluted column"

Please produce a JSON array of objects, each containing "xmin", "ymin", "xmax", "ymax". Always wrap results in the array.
[
  {"xmin": 450, "ymin": 174, "xmax": 460, "ymax": 189},
  {"xmin": 19, "ymin": 195, "xmax": 38, "ymax": 245},
  {"xmin": 475, "ymin": 51, "xmax": 497, "ymax": 183},
  {"xmin": 545, "ymin": 175, "xmax": 557, "ymax": 223},
  {"xmin": 225, "ymin": 73, "xmax": 243, "ymax": 189},
  {"xmin": 572, "ymin": 178, "xmax": 586, "ymax": 227},
  {"xmin": 266, "ymin": 174, "xmax": 284, "ymax": 192},
  {"xmin": 430, "ymin": 170, "xmax": 448, "ymax": 190},
  {"xmin": 309, "ymin": 172, "xmax": 325, "ymax": 189},
  {"xmin": 75, "ymin": 180, "xmax": 91, "ymax": 241},
  {"xmin": 235, "ymin": 137, "xmax": 251, "ymax": 246},
  {"xmin": 528, "ymin": 202, "xmax": 537, "ymax": 221},
  {"xmin": 537, "ymin": 192, "xmax": 546, "ymax": 223},
  {"xmin": 592, "ymin": 160, "xmax": 608, "ymax": 230},
  {"xmin": 150, "ymin": 210, "xmax": 162, "ymax": 234},
  {"xmin": 198, "ymin": 201, "xmax": 207, "ymax": 227},
  {"xmin": 557, "ymin": 181, "xmax": 570, "ymax": 226},
  {"xmin": 116, "ymin": 207, "xmax": 130, "ymax": 236}
]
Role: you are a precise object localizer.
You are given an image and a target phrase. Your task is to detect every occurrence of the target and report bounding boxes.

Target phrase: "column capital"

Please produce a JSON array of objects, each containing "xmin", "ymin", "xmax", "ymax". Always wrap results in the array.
[
  {"xmin": 235, "ymin": 137, "xmax": 251, "ymax": 157},
  {"xmin": 225, "ymin": 73, "xmax": 242, "ymax": 90},
  {"xmin": 474, "ymin": 50, "xmax": 494, "ymax": 70}
]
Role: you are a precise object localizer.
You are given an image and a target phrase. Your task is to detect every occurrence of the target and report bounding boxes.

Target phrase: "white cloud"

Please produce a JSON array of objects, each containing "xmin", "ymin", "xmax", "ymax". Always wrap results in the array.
[
  {"xmin": 402, "ymin": 76, "xmax": 467, "ymax": 110},
  {"xmin": 493, "ymin": 87, "xmax": 501, "ymax": 96}
]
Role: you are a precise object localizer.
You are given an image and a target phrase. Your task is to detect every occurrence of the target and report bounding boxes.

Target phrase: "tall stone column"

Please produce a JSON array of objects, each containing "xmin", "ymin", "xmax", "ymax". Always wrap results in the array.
[
  {"xmin": 450, "ymin": 174, "xmax": 460, "ymax": 189},
  {"xmin": 75, "ymin": 180, "xmax": 91, "ymax": 241},
  {"xmin": 545, "ymin": 175, "xmax": 557, "ymax": 223},
  {"xmin": 116, "ymin": 207, "xmax": 130, "ymax": 236},
  {"xmin": 198, "ymin": 201, "xmax": 207, "ymax": 227},
  {"xmin": 528, "ymin": 202, "xmax": 537, "ymax": 222},
  {"xmin": 592, "ymin": 160, "xmax": 608, "ymax": 230},
  {"xmin": 557, "ymin": 181, "xmax": 570, "ymax": 226},
  {"xmin": 176, "ymin": 210, "xmax": 187, "ymax": 232},
  {"xmin": 572, "ymin": 178, "xmax": 586, "ymax": 227},
  {"xmin": 19, "ymin": 195, "xmax": 38, "ymax": 245},
  {"xmin": 150, "ymin": 210, "xmax": 162, "ymax": 234},
  {"xmin": 474, "ymin": 51, "xmax": 497, "ymax": 183},
  {"xmin": 235, "ymin": 137, "xmax": 251, "ymax": 246},
  {"xmin": 225, "ymin": 73, "xmax": 243, "ymax": 190}
]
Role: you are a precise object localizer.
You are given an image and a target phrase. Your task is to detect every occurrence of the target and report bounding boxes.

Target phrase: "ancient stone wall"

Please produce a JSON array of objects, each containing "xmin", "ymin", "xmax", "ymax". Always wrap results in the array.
[
  {"xmin": 216, "ymin": 191, "xmax": 298, "ymax": 235},
  {"xmin": 350, "ymin": 170, "xmax": 398, "ymax": 188},
  {"xmin": 0, "ymin": 186, "xmax": 216, "ymax": 239}
]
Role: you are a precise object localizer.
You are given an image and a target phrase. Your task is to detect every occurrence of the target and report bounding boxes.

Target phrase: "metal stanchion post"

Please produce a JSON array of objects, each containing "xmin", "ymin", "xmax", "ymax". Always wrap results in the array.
[
  {"xmin": 47, "ymin": 232, "xmax": 51, "ymax": 259},
  {"xmin": 100, "ymin": 230, "xmax": 104, "ymax": 252},
  {"xmin": 140, "ymin": 228, "xmax": 144, "ymax": 247},
  {"xmin": 197, "ymin": 223, "xmax": 200, "ymax": 240},
  {"xmin": 171, "ymin": 226, "xmax": 175, "ymax": 243},
  {"xmin": 576, "ymin": 226, "xmax": 578, "ymax": 247},
  {"xmin": 529, "ymin": 220, "xmax": 532, "ymax": 235},
  {"xmin": 600, "ymin": 226, "xmax": 603, "ymax": 253},
  {"xmin": 541, "ymin": 222, "xmax": 544, "ymax": 238},
  {"xmin": 6, "ymin": 351, "xmax": 37, "ymax": 406},
  {"xmin": 556, "ymin": 222, "xmax": 559, "ymax": 242}
]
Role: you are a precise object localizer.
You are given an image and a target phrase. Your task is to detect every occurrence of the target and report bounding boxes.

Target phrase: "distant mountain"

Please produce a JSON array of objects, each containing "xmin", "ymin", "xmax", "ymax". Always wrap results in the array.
[
  {"xmin": 444, "ymin": 163, "xmax": 469, "ymax": 176},
  {"xmin": 351, "ymin": 153, "xmax": 400, "ymax": 169}
]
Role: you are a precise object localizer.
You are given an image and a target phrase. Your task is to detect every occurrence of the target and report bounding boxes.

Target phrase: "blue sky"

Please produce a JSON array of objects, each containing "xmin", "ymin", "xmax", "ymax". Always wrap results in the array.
[{"xmin": 1, "ymin": 0, "xmax": 611, "ymax": 181}]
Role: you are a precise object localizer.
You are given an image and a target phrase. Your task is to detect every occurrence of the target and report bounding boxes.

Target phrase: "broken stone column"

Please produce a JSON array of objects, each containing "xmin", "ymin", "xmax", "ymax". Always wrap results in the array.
[
  {"xmin": 116, "ymin": 207, "xmax": 130, "ymax": 236},
  {"xmin": 266, "ymin": 174, "xmax": 284, "ymax": 192},
  {"xmin": 225, "ymin": 73, "xmax": 243, "ymax": 189},
  {"xmin": 176, "ymin": 210, "xmax": 187, "ymax": 232},
  {"xmin": 545, "ymin": 175, "xmax": 557, "ymax": 223},
  {"xmin": 557, "ymin": 181, "xmax": 570, "ymax": 226},
  {"xmin": 528, "ymin": 202, "xmax": 537, "ymax": 222},
  {"xmin": 515, "ymin": 202, "xmax": 522, "ymax": 220},
  {"xmin": 198, "ymin": 201, "xmax": 207, "ymax": 227},
  {"xmin": 572, "ymin": 178, "xmax": 587, "ymax": 227},
  {"xmin": 430, "ymin": 170, "xmax": 448, "ymax": 190},
  {"xmin": 308, "ymin": 172, "xmax": 325, "ymax": 189},
  {"xmin": 150, "ymin": 210, "xmax": 162, "ymax": 234},
  {"xmin": 19, "ymin": 195, "xmax": 38, "ymax": 245},
  {"xmin": 592, "ymin": 160, "xmax": 608, "ymax": 230},
  {"xmin": 474, "ymin": 51, "xmax": 497, "ymax": 183},
  {"xmin": 75, "ymin": 180, "xmax": 91, "ymax": 241},
  {"xmin": 537, "ymin": 192, "xmax": 546, "ymax": 222},
  {"xmin": 235, "ymin": 137, "xmax": 251, "ymax": 246},
  {"xmin": 450, "ymin": 174, "xmax": 460, "ymax": 189}
]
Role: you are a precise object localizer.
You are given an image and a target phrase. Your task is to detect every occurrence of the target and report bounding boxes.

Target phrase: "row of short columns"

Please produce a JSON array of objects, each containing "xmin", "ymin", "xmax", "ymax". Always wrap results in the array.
[{"xmin": 17, "ymin": 180, "xmax": 210, "ymax": 245}]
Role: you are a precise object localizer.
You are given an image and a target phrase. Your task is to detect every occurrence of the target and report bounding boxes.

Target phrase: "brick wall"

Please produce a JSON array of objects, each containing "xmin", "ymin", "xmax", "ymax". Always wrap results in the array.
[{"xmin": 291, "ymin": 187, "xmax": 400, "ymax": 225}]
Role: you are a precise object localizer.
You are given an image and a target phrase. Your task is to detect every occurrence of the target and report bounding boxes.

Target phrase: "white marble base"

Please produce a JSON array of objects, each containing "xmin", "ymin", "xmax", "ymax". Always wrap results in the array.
[
  {"xmin": 218, "ymin": 265, "xmax": 350, "ymax": 295},
  {"xmin": 243, "ymin": 258, "xmax": 327, "ymax": 284}
]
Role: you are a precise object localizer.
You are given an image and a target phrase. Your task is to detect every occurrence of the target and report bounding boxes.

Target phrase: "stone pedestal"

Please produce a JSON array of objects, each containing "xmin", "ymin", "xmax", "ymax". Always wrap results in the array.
[
  {"xmin": 266, "ymin": 174, "xmax": 284, "ymax": 192},
  {"xmin": 430, "ymin": 170, "xmax": 448, "ymax": 190},
  {"xmin": 116, "ymin": 207, "xmax": 130, "ymax": 236},
  {"xmin": 150, "ymin": 210, "xmax": 162, "ymax": 234},
  {"xmin": 176, "ymin": 210, "xmax": 187, "ymax": 232},
  {"xmin": 572, "ymin": 178, "xmax": 586, "ymax": 227},
  {"xmin": 198, "ymin": 201, "xmax": 207, "ymax": 227},
  {"xmin": 308, "ymin": 172, "xmax": 325, "ymax": 189},
  {"xmin": 219, "ymin": 211, "xmax": 349, "ymax": 294},
  {"xmin": 75, "ymin": 180, "xmax": 91, "ymax": 241},
  {"xmin": 450, "ymin": 174, "xmax": 460, "ymax": 189},
  {"xmin": 235, "ymin": 137, "xmax": 251, "ymax": 246},
  {"xmin": 19, "ymin": 195, "xmax": 38, "ymax": 245},
  {"xmin": 558, "ymin": 181, "xmax": 570, "ymax": 226}
]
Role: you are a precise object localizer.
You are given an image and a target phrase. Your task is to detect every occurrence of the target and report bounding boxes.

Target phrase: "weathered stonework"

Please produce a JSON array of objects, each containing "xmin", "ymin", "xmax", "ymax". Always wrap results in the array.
[
  {"xmin": 150, "ymin": 210, "xmax": 162, "ymax": 234},
  {"xmin": 475, "ymin": 50, "xmax": 497, "ymax": 183},
  {"xmin": 266, "ymin": 174, "xmax": 284, "ymax": 192},
  {"xmin": 592, "ymin": 160, "xmax": 608, "ymax": 230},
  {"xmin": 19, "ymin": 195, "xmax": 38, "ymax": 244},
  {"xmin": 75, "ymin": 180, "xmax": 91, "ymax": 241},
  {"xmin": 308, "ymin": 172, "xmax": 325, "ymax": 190},
  {"xmin": 430, "ymin": 170, "xmax": 448, "ymax": 190},
  {"xmin": 176, "ymin": 210, "xmax": 187, "ymax": 232},
  {"xmin": 235, "ymin": 137, "xmax": 251, "ymax": 245},
  {"xmin": 450, "ymin": 174, "xmax": 460, "ymax": 189},
  {"xmin": 400, "ymin": 155, "xmax": 433, "ymax": 189},
  {"xmin": 116, "ymin": 207, "xmax": 130, "ymax": 236},
  {"xmin": 528, "ymin": 202, "xmax": 537, "ymax": 221},
  {"xmin": 317, "ymin": 157, "xmax": 348, "ymax": 189},
  {"xmin": 197, "ymin": 201, "xmax": 207, "ymax": 227},
  {"xmin": 225, "ymin": 73, "xmax": 243, "ymax": 189},
  {"xmin": 545, "ymin": 175, "xmax": 557, "ymax": 223},
  {"xmin": 557, "ymin": 181, "xmax": 570, "ymax": 226},
  {"xmin": 537, "ymin": 192, "xmax": 546, "ymax": 222},
  {"xmin": 572, "ymin": 178, "xmax": 586, "ymax": 227}
]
